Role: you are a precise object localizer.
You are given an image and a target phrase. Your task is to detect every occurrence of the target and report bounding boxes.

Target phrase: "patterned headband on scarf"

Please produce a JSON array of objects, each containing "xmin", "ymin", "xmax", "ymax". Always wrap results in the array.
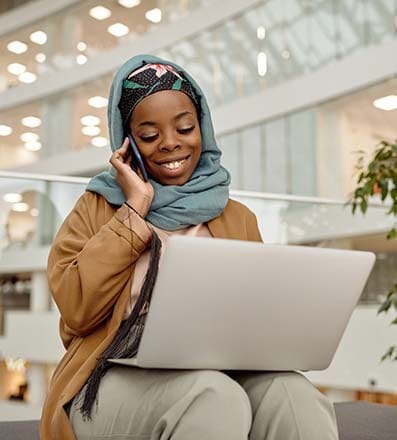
[{"xmin": 118, "ymin": 63, "xmax": 201, "ymax": 128}]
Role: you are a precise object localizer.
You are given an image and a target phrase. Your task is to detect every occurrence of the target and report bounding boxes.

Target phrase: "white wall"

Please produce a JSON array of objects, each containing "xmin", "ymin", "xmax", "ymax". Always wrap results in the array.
[{"xmin": 306, "ymin": 306, "xmax": 397, "ymax": 393}]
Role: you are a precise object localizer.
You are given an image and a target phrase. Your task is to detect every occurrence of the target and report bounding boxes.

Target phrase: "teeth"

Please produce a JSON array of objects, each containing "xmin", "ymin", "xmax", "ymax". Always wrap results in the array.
[{"xmin": 161, "ymin": 159, "xmax": 185, "ymax": 170}]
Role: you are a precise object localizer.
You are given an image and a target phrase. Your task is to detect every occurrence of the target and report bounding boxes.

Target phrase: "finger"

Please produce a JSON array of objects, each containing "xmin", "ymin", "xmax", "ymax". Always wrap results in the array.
[
  {"xmin": 109, "ymin": 154, "xmax": 121, "ymax": 169},
  {"xmin": 110, "ymin": 149, "xmax": 126, "ymax": 168},
  {"xmin": 110, "ymin": 152, "xmax": 122, "ymax": 165},
  {"xmin": 117, "ymin": 143, "xmax": 131, "ymax": 162},
  {"xmin": 118, "ymin": 137, "xmax": 129, "ymax": 153}
]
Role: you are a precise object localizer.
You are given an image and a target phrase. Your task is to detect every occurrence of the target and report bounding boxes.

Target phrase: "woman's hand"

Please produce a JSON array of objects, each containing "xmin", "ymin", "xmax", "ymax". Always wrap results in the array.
[{"xmin": 109, "ymin": 137, "xmax": 154, "ymax": 217}]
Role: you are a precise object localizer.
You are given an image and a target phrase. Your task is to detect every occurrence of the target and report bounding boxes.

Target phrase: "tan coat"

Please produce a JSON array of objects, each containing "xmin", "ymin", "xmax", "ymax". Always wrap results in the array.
[{"xmin": 40, "ymin": 190, "xmax": 262, "ymax": 439}]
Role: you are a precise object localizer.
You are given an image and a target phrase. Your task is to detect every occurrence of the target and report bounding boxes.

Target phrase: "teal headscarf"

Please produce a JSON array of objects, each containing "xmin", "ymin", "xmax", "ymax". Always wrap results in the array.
[{"xmin": 86, "ymin": 54, "xmax": 231, "ymax": 231}]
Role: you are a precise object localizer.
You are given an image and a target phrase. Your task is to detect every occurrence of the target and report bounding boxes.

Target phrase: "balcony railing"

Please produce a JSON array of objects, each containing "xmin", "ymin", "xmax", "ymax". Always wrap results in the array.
[{"xmin": 0, "ymin": 170, "xmax": 393, "ymax": 312}]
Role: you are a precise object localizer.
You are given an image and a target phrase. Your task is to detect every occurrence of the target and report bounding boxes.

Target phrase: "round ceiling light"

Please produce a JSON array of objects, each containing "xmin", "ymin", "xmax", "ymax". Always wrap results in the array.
[
  {"xmin": 89, "ymin": 5, "xmax": 112, "ymax": 20},
  {"xmin": 29, "ymin": 30, "xmax": 47, "ymax": 45},
  {"xmin": 18, "ymin": 72, "xmax": 37, "ymax": 84},
  {"xmin": 107, "ymin": 23, "xmax": 129, "ymax": 37},
  {"xmin": 80, "ymin": 115, "xmax": 100, "ymax": 126},
  {"xmin": 12, "ymin": 202, "xmax": 30, "ymax": 212},
  {"xmin": 24, "ymin": 141, "xmax": 42, "ymax": 152},
  {"xmin": 35, "ymin": 53, "xmax": 46, "ymax": 63},
  {"xmin": 7, "ymin": 63, "xmax": 26, "ymax": 75},
  {"xmin": 21, "ymin": 116, "xmax": 41, "ymax": 128},
  {"xmin": 7, "ymin": 40, "xmax": 28, "ymax": 54},
  {"xmin": 0, "ymin": 124, "xmax": 13, "ymax": 136},
  {"xmin": 3, "ymin": 193, "xmax": 22, "ymax": 203},
  {"xmin": 82, "ymin": 126, "xmax": 101, "ymax": 136},
  {"xmin": 20, "ymin": 132, "xmax": 39, "ymax": 142},
  {"xmin": 88, "ymin": 96, "xmax": 108, "ymax": 108},
  {"xmin": 91, "ymin": 136, "xmax": 108, "ymax": 147}
]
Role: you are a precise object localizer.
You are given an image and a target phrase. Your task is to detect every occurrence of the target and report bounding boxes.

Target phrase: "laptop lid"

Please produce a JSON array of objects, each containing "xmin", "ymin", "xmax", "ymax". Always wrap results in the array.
[{"xmin": 112, "ymin": 236, "xmax": 375, "ymax": 371}]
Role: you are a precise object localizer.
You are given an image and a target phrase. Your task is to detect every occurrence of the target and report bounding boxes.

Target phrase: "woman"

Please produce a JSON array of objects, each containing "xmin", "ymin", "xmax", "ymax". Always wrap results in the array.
[{"xmin": 40, "ymin": 54, "xmax": 339, "ymax": 440}]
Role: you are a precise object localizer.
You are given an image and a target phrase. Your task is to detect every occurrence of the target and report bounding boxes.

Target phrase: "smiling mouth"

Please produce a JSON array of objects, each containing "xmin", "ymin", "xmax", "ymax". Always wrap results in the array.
[{"xmin": 157, "ymin": 155, "xmax": 191, "ymax": 171}]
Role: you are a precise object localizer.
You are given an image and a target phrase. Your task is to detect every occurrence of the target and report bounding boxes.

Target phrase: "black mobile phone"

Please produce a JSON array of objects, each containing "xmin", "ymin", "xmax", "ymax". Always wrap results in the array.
[{"xmin": 127, "ymin": 133, "xmax": 149, "ymax": 182}]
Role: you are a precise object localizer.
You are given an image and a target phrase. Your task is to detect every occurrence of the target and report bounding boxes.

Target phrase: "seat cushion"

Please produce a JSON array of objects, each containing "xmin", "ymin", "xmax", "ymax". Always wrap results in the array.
[
  {"xmin": 0, "ymin": 419, "xmax": 39, "ymax": 439},
  {"xmin": 335, "ymin": 401, "xmax": 397, "ymax": 440},
  {"xmin": 0, "ymin": 402, "xmax": 396, "ymax": 439}
]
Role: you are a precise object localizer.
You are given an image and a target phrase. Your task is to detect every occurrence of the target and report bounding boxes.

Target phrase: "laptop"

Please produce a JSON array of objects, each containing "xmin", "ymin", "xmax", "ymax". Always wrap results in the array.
[{"xmin": 109, "ymin": 236, "xmax": 375, "ymax": 371}]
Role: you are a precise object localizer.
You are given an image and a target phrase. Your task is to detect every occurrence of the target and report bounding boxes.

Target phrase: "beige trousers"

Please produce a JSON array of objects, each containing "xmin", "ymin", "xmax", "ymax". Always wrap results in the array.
[{"xmin": 68, "ymin": 367, "xmax": 339, "ymax": 440}]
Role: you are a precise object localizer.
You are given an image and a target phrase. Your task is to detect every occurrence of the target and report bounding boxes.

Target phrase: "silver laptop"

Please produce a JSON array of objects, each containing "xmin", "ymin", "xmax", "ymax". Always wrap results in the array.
[{"xmin": 110, "ymin": 236, "xmax": 375, "ymax": 371}]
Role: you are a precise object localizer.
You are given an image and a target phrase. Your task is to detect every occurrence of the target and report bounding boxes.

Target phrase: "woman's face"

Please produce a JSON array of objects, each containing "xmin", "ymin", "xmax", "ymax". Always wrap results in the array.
[{"xmin": 129, "ymin": 90, "xmax": 202, "ymax": 186}]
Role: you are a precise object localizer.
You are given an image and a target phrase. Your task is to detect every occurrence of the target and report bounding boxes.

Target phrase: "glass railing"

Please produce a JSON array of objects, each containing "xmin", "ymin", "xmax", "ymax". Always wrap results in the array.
[
  {"xmin": 1, "ymin": 0, "xmax": 395, "ymax": 101},
  {"xmin": 0, "ymin": 171, "xmax": 393, "ymax": 308},
  {"xmin": 159, "ymin": 0, "xmax": 397, "ymax": 107}
]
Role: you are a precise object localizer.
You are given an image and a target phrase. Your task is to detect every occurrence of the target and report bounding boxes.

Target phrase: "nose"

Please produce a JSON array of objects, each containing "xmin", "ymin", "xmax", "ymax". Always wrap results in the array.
[{"xmin": 159, "ymin": 130, "xmax": 181, "ymax": 152}]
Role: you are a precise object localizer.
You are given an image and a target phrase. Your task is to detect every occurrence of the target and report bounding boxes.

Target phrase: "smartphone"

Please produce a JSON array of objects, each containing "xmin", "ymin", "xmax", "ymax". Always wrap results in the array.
[{"xmin": 127, "ymin": 133, "xmax": 149, "ymax": 182}]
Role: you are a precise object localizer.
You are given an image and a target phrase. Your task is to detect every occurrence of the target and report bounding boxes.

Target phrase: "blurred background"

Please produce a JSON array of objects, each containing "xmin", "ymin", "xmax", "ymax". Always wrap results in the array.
[{"xmin": 1, "ymin": 0, "xmax": 397, "ymax": 421}]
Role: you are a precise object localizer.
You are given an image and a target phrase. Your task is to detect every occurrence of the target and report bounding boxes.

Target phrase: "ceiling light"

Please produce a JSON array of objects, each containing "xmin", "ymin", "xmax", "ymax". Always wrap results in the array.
[
  {"xmin": 257, "ymin": 52, "xmax": 267, "ymax": 77},
  {"xmin": 76, "ymin": 54, "xmax": 88, "ymax": 65},
  {"xmin": 257, "ymin": 26, "xmax": 266, "ymax": 40},
  {"xmin": 89, "ymin": 5, "xmax": 111, "ymax": 20},
  {"xmin": 88, "ymin": 96, "xmax": 108, "ymax": 108},
  {"xmin": 3, "ymin": 193, "xmax": 22, "ymax": 203},
  {"xmin": 0, "ymin": 124, "xmax": 13, "ymax": 136},
  {"xmin": 21, "ymin": 116, "xmax": 41, "ymax": 128},
  {"xmin": 77, "ymin": 41, "xmax": 87, "ymax": 51},
  {"xmin": 7, "ymin": 63, "xmax": 26, "ymax": 75},
  {"xmin": 29, "ymin": 30, "xmax": 47, "ymax": 45},
  {"xmin": 24, "ymin": 141, "xmax": 42, "ymax": 151},
  {"xmin": 12, "ymin": 202, "xmax": 29, "ymax": 212},
  {"xmin": 145, "ymin": 8, "xmax": 162, "ymax": 23},
  {"xmin": 82, "ymin": 126, "xmax": 101, "ymax": 136},
  {"xmin": 35, "ymin": 53, "xmax": 46, "ymax": 63},
  {"xmin": 118, "ymin": 0, "xmax": 141, "ymax": 7},
  {"xmin": 18, "ymin": 72, "xmax": 37, "ymax": 84},
  {"xmin": 30, "ymin": 208, "xmax": 39, "ymax": 217},
  {"xmin": 107, "ymin": 23, "xmax": 129, "ymax": 37},
  {"xmin": 80, "ymin": 115, "xmax": 100, "ymax": 126},
  {"xmin": 7, "ymin": 40, "xmax": 28, "ymax": 54},
  {"xmin": 20, "ymin": 132, "xmax": 39, "ymax": 142},
  {"xmin": 373, "ymin": 95, "xmax": 397, "ymax": 111},
  {"xmin": 91, "ymin": 136, "xmax": 108, "ymax": 147}
]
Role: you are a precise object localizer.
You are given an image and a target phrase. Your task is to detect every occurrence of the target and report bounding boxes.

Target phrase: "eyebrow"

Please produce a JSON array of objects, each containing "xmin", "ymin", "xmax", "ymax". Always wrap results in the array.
[{"xmin": 137, "ymin": 111, "xmax": 193, "ymax": 127}]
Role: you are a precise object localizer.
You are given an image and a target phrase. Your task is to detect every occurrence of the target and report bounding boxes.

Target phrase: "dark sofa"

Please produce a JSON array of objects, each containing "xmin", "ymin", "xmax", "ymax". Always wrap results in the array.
[{"xmin": 1, "ymin": 402, "xmax": 396, "ymax": 439}]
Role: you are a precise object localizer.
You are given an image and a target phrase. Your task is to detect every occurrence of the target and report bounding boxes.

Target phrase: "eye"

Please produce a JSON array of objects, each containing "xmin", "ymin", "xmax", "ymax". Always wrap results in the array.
[
  {"xmin": 140, "ymin": 134, "xmax": 158, "ymax": 142},
  {"xmin": 178, "ymin": 126, "xmax": 194, "ymax": 134}
]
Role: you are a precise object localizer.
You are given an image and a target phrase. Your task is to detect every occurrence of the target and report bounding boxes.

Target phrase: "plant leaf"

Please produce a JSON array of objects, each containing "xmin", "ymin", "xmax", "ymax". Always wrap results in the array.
[
  {"xmin": 360, "ymin": 198, "xmax": 368, "ymax": 214},
  {"xmin": 378, "ymin": 298, "xmax": 392, "ymax": 314},
  {"xmin": 381, "ymin": 346, "xmax": 396, "ymax": 362}
]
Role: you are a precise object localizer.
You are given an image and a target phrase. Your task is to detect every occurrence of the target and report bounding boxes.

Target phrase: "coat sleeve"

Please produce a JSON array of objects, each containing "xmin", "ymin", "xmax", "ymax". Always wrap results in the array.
[
  {"xmin": 47, "ymin": 191, "xmax": 152, "ymax": 338},
  {"xmin": 246, "ymin": 209, "xmax": 263, "ymax": 243}
]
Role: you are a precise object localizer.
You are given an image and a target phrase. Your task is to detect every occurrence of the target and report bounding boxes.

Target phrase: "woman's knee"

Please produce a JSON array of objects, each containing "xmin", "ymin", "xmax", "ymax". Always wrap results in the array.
[
  {"xmin": 186, "ymin": 370, "xmax": 251, "ymax": 413},
  {"xmin": 269, "ymin": 371, "xmax": 322, "ymax": 399},
  {"xmin": 237, "ymin": 371, "xmax": 328, "ymax": 414},
  {"xmin": 243, "ymin": 372, "xmax": 338, "ymax": 440},
  {"xmin": 179, "ymin": 370, "xmax": 252, "ymax": 436}
]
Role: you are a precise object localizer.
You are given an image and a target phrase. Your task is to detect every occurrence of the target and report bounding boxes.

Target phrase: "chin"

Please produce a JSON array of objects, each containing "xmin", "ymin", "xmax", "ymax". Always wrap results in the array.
[
  {"xmin": 151, "ymin": 172, "xmax": 191, "ymax": 186},
  {"xmin": 160, "ymin": 177, "xmax": 189, "ymax": 186}
]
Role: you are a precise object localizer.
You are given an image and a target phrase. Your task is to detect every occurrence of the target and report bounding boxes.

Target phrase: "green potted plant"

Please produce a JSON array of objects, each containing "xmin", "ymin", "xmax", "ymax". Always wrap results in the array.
[{"xmin": 351, "ymin": 140, "xmax": 397, "ymax": 361}]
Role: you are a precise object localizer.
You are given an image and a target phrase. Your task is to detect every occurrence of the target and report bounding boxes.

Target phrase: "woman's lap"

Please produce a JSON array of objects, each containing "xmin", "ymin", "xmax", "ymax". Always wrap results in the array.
[
  {"xmin": 69, "ymin": 367, "xmax": 251, "ymax": 440},
  {"xmin": 69, "ymin": 367, "xmax": 338, "ymax": 440}
]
